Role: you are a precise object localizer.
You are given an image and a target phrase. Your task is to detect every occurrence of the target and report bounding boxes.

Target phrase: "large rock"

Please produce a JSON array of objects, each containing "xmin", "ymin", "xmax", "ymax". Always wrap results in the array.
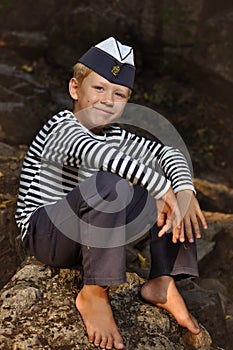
[
  {"xmin": 0, "ymin": 63, "xmax": 52, "ymax": 145},
  {"xmin": 0, "ymin": 258, "xmax": 215, "ymax": 350},
  {"xmin": 1, "ymin": 0, "xmax": 232, "ymax": 84},
  {"xmin": 178, "ymin": 279, "xmax": 228, "ymax": 349},
  {"xmin": 192, "ymin": 6, "xmax": 233, "ymax": 85},
  {"xmin": 194, "ymin": 178, "xmax": 233, "ymax": 214},
  {"xmin": 0, "ymin": 0, "xmax": 233, "ymax": 145},
  {"xmin": 160, "ymin": 1, "xmax": 233, "ymax": 106}
]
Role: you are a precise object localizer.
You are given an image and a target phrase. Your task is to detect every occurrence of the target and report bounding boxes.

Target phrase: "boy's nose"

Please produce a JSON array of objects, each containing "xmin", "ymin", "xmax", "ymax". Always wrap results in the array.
[{"xmin": 100, "ymin": 92, "xmax": 114, "ymax": 106}]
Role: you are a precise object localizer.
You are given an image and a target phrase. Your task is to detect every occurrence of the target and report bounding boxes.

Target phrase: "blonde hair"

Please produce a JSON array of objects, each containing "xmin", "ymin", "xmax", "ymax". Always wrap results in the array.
[{"xmin": 73, "ymin": 62, "xmax": 92, "ymax": 85}]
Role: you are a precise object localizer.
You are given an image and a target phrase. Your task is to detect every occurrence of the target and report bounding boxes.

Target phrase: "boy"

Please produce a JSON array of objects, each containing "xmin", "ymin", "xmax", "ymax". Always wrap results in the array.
[{"xmin": 15, "ymin": 37, "xmax": 207, "ymax": 350}]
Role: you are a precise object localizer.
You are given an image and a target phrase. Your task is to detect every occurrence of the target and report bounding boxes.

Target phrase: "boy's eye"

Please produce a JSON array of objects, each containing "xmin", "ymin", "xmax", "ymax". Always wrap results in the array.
[
  {"xmin": 115, "ymin": 92, "xmax": 126, "ymax": 98},
  {"xmin": 94, "ymin": 86, "xmax": 104, "ymax": 91}
]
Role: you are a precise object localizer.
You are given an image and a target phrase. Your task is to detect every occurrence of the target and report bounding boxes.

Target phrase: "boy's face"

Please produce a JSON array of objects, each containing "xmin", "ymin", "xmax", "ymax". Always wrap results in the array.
[{"xmin": 70, "ymin": 71, "xmax": 130, "ymax": 133}]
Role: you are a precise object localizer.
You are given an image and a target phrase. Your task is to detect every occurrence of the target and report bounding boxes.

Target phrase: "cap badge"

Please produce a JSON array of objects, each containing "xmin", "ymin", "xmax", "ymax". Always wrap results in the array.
[{"xmin": 111, "ymin": 65, "xmax": 121, "ymax": 77}]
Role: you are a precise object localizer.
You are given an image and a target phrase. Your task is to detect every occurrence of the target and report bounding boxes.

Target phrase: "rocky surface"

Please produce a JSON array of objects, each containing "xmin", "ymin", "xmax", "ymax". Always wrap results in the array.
[{"xmin": 0, "ymin": 259, "xmax": 215, "ymax": 350}]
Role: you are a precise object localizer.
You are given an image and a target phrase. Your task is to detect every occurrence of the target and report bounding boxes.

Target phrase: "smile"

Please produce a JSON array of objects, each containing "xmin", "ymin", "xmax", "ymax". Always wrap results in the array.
[{"xmin": 94, "ymin": 107, "xmax": 115, "ymax": 115}]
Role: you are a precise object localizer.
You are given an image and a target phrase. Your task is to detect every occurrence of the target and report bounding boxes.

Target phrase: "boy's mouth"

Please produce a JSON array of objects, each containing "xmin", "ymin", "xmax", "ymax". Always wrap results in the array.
[{"xmin": 94, "ymin": 107, "xmax": 115, "ymax": 116}]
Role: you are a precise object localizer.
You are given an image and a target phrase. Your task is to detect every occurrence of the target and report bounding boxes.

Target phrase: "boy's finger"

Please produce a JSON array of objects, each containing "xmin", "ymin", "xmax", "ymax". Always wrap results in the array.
[
  {"xmin": 171, "ymin": 216, "xmax": 182, "ymax": 243},
  {"xmin": 190, "ymin": 215, "xmax": 201, "ymax": 239},
  {"xmin": 158, "ymin": 220, "xmax": 172, "ymax": 237},
  {"xmin": 157, "ymin": 212, "xmax": 166, "ymax": 227},
  {"xmin": 194, "ymin": 201, "xmax": 208, "ymax": 230},
  {"xmin": 198, "ymin": 209, "xmax": 208, "ymax": 230},
  {"xmin": 173, "ymin": 204, "xmax": 182, "ymax": 230},
  {"xmin": 179, "ymin": 222, "xmax": 185, "ymax": 242},
  {"xmin": 184, "ymin": 217, "xmax": 194, "ymax": 242},
  {"xmin": 172, "ymin": 226, "xmax": 180, "ymax": 243}
]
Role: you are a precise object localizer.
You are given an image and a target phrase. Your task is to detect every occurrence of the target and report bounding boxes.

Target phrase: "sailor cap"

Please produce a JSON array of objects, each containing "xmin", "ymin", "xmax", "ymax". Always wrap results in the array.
[{"xmin": 78, "ymin": 37, "xmax": 135, "ymax": 89}]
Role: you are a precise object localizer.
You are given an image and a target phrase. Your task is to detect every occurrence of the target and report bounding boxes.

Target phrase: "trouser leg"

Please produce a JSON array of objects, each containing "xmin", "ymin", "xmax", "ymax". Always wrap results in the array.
[
  {"xmin": 77, "ymin": 172, "xmax": 131, "ymax": 285},
  {"xmin": 77, "ymin": 172, "xmax": 156, "ymax": 285},
  {"xmin": 26, "ymin": 170, "xmax": 198, "ymax": 286},
  {"xmin": 148, "ymin": 224, "xmax": 199, "ymax": 280},
  {"xmin": 123, "ymin": 183, "xmax": 199, "ymax": 281},
  {"xmin": 25, "ymin": 188, "xmax": 84, "ymax": 268},
  {"xmin": 26, "ymin": 172, "xmax": 152, "ymax": 285}
]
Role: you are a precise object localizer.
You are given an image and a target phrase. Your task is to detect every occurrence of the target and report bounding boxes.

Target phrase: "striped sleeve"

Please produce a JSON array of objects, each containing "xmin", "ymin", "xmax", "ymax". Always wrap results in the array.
[
  {"xmin": 42, "ymin": 121, "xmax": 171, "ymax": 199},
  {"xmin": 110, "ymin": 127, "xmax": 195, "ymax": 194}
]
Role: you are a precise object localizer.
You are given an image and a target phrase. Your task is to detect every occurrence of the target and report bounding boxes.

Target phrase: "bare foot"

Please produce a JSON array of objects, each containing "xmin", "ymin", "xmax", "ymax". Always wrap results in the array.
[
  {"xmin": 140, "ymin": 276, "xmax": 200, "ymax": 335},
  {"xmin": 76, "ymin": 285, "xmax": 124, "ymax": 349}
]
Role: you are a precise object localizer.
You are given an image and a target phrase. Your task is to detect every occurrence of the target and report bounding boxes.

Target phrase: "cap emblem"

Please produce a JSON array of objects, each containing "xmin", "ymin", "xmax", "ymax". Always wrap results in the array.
[{"xmin": 111, "ymin": 65, "xmax": 121, "ymax": 77}]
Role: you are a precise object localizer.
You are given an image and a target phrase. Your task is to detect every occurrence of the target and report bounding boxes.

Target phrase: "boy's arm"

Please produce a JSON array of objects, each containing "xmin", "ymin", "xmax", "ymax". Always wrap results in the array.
[
  {"xmin": 155, "ymin": 145, "xmax": 207, "ymax": 241},
  {"xmin": 118, "ymin": 129, "xmax": 208, "ymax": 241},
  {"xmin": 118, "ymin": 128, "xmax": 195, "ymax": 195},
  {"xmin": 44, "ymin": 121, "xmax": 172, "ymax": 199}
]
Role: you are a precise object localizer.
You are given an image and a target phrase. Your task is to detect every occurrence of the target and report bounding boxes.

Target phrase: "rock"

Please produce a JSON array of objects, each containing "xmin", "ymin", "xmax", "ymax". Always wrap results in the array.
[
  {"xmin": 162, "ymin": 0, "xmax": 203, "ymax": 47},
  {"xmin": 177, "ymin": 279, "xmax": 228, "ymax": 349},
  {"xmin": 193, "ymin": 8, "xmax": 233, "ymax": 85},
  {"xmin": 0, "ymin": 335, "xmax": 12, "ymax": 350},
  {"xmin": 0, "ymin": 262, "xmax": 50, "ymax": 323},
  {"xmin": 0, "ymin": 1, "xmax": 233, "ymax": 148},
  {"xmin": 181, "ymin": 324, "xmax": 212, "ymax": 350},
  {"xmin": 0, "ymin": 63, "xmax": 51, "ymax": 145},
  {"xmin": 195, "ymin": 278, "xmax": 229, "ymax": 313},
  {"xmin": 0, "ymin": 30, "xmax": 48, "ymax": 59},
  {"xmin": 202, "ymin": 211, "xmax": 233, "ymax": 239},
  {"xmin": 194, "ymin": 178, "xmax": 233, "ymax": 214},
  {"xmin": 196, "ymin": 239, "xmax": 215, "ymax": 263},
  {"xmin": 194, "ymin": 210, "xmax": 233, "ymax": 264},
  {"xmin": 0, "ymin": 0, "xmax": 231, "ymax": 90},
  {"xmin": 0, "ymin": 260, "xmax": 215, "ymax": 350},
  {"xmin": 1, "ymin": 286, "xmax": 41, "ymax": 321}
]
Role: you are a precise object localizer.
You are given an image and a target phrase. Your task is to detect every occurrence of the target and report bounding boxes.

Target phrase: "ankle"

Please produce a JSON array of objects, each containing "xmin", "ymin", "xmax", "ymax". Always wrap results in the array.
[
  {"xmin": 81, "ymin": 285, "xmax": 109, "ymax": 298},
  {"xmin": 141, "ymin": 276, "xmax": 174, "ymax": 304}
]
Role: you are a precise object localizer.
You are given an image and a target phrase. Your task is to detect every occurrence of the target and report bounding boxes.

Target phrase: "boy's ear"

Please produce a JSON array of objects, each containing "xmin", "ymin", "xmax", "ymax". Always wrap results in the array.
[{"xmin": 69, "ymin": 78, "xmax": 79, "ymax": 100}]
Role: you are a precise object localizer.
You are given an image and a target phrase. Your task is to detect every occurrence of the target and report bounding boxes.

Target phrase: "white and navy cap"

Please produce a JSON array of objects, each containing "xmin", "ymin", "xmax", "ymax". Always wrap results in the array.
[{"xmin": 78, "ymin": 37, "xmax": 135, "ymax": 89}]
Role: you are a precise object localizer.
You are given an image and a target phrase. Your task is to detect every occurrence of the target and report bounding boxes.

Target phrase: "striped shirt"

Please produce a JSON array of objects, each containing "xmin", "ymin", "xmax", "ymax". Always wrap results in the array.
[{"xmin": 15, "ymin": 109, "xmax": 195, "ymax": 240}]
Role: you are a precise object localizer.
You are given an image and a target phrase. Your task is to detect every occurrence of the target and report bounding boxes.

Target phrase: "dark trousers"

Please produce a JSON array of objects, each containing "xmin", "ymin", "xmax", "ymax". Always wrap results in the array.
[{"xmin": 25, "ymin": 171, "xmax": 198, "ymax": 285}]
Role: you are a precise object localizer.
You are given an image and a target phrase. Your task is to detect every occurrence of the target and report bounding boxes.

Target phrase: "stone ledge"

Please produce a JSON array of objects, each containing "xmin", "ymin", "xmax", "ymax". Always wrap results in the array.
[{"xmin": 0, "ymin": 258, "xmax": 216, "ymax": 350}]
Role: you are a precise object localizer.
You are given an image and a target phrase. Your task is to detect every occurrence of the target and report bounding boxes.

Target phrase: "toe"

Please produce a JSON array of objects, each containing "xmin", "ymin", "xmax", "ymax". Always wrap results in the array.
[
  {"xmin": 100, "ymin": 335, "xmax": 108, "ymax": 349},
  {"xmin": 113, "ymin": 335, "xmax": 124, "ymax": 349},
  {"xmin": 94, "ymin": 333, "xmax": 101, "ymax": 347},
  {"xmin": 105, "ymin": 334, "xmax": 113, "ymax": 349},
  {"xmin": 192, "ymin": 315, "xmax": 200, "ymax": 332},
  {"xmin": 88, "ymin": 330, "xmax": 95, "ymax": 343}
]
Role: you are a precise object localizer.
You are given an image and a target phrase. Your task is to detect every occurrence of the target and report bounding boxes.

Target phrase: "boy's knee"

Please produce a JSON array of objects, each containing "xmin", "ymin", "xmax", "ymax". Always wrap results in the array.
[
  {"xmin": 78, "ymin": 171, "xmax": 133, "ymax": 213},
  {"xmin": 96, "ymin": 171, "xmax": 132, "ymax": 201}
]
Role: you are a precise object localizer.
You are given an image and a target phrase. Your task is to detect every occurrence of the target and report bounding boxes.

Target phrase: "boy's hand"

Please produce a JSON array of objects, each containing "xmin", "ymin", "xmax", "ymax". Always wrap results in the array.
[
  {"xmin": 156, "ymin": 189, "xmax": 207, "ymax": 243},
  {"xmin": 156, "ymin": 187, "xmax": 182, "ymax": 243},
  {"xmin": 176, "ymin": 190, "xmax": 207, "ymax": 243}
]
